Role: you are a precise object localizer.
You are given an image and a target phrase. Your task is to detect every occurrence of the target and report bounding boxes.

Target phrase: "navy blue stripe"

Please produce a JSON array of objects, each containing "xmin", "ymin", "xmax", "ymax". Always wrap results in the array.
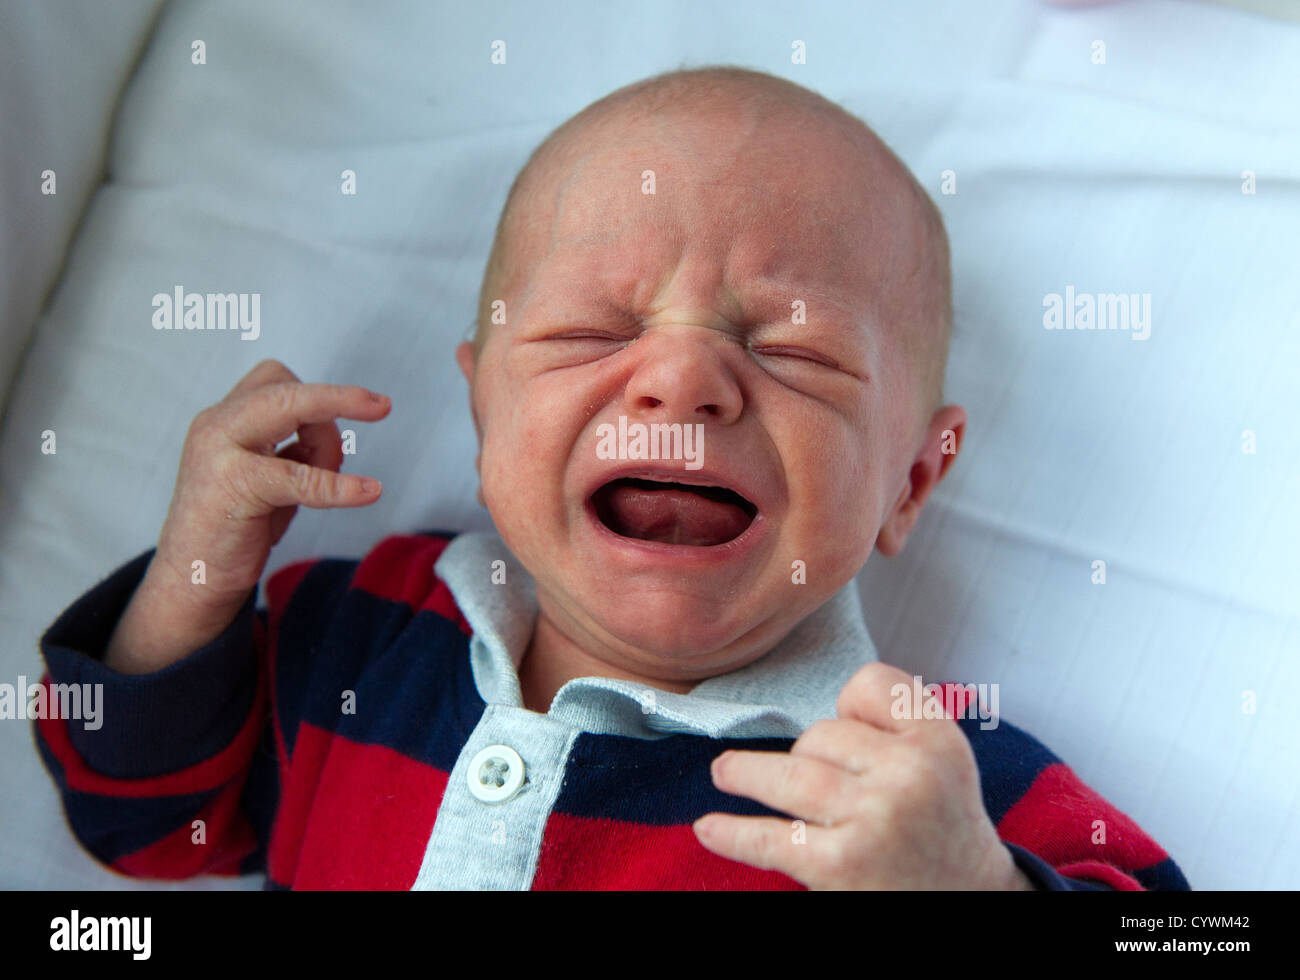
[
  {"xmin": 1007, "ymin": 843, "xmax": 1113, "ymax": 891},
  {"xmin": 236, "ymin": 717, "xmax": 280, "ymax": 877},
  {"xmin": 34, "ymin": 725, "xmax": 223, "ymax": 865},
  {"xmin": 1134, "ymin": 855, "xmax": 1192, "ymax": 891},
  {"xmin": 330, "ymin": 607, "xmax": 478, "ymax": 771},
  {"xmin": 272, "ymin": 558, "xmax": 366, "ymax": 759},
  {"xmin": 414, "ymin": 527, "xmax": 464, "ymax": 540},
  {"xmin": 558, "ymin": 732, "xmax": 799, "ymax": 824},
  {"xmin": 275, "ymin": 554, "xmax": 478, "ymax": 771},
  {"xmin": 955, "ymin": 715, "xmax": 1060, "ymax": 825},
  {"xmin": 38, "ymin": 547, "xmax": 260, "ymax": 779}
]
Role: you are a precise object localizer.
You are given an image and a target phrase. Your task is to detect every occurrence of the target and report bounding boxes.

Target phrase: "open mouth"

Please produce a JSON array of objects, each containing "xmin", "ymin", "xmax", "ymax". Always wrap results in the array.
[{"xmin": 591, "ymin": 476, "xmax": 758, "ymax": 547}]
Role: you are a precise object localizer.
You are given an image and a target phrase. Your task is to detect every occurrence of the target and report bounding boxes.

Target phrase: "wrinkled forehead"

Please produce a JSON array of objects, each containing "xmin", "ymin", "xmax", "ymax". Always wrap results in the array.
[{"xmin": 507, "ymin": 107, "xmax": 928, "ymax": 324}]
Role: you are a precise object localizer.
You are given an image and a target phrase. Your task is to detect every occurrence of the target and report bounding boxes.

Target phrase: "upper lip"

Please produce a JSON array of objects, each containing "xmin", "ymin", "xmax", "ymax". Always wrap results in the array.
[{"xmin": 581, "ymin": 462, "xmax": 764, "ymax": 515}]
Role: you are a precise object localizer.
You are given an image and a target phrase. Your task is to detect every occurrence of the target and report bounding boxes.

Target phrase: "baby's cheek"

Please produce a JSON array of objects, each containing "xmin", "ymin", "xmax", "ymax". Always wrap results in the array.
[
  {"xmin": 795, "ymin": 468, "xmax": 879, "ymax": 571},
  {"xmin": 477, "ymin": 414, "xmax": 561, "ymax": 527},
  {"xmin": 477, "ymin": 428, "xmax": 525, "ymax": 520}
]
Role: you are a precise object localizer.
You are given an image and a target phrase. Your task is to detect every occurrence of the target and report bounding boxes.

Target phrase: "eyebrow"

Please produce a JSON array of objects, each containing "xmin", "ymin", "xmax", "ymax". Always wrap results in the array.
[
  {"xmin": 724, "ymin": 276, "xmax": 867, "ymax": 334},
  {"xmin": 524, "ymin": 260, "xmax": 871, "ymax": 339}
]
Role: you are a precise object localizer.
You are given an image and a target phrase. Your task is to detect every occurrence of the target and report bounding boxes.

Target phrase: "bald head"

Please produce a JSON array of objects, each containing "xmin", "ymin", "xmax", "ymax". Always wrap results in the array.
[{"xmin": 473, "ymin": 66, "xmax": 952, "ymax": 422}]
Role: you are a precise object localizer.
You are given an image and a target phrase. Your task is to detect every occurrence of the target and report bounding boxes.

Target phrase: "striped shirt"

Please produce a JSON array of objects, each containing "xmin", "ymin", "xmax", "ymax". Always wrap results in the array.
[{"xmin": 35, "ymin": 529, "xmax": 1190, "ymax": 890}]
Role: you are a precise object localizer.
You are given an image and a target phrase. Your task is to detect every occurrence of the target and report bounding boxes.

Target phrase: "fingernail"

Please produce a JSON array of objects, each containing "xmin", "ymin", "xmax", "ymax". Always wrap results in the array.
[
  {"xmin": 368, "ymin": 390, "xmax": 389, "ymax": 403},
  {"xmin": 360, "ymin": 478, "xmax": 381, "ymax": 494}
]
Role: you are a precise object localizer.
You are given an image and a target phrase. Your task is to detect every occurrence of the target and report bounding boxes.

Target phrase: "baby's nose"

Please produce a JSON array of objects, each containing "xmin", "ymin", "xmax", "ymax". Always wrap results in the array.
[{"xmin": 623, "ymin": 327, "xmax": 743, "ymax": 424}]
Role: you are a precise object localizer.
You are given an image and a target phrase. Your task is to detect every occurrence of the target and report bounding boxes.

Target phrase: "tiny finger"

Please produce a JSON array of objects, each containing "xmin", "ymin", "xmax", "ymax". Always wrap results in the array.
[{"xmin": 245, "ymin": 455, "xmax": 381, "ymax": 510}]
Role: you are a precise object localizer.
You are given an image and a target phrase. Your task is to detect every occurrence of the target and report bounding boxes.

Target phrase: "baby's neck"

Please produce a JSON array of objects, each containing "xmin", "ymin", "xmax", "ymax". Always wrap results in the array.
[{"xmin": 517, "ymin": 609, "xmax": 697, "ymax": 714}]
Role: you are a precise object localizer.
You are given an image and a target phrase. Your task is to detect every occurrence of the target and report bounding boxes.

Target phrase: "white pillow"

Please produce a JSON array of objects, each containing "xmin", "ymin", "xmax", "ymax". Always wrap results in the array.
[{"xmin": 0, "ymin": 0, "xmax": 166, "ymax": 415}]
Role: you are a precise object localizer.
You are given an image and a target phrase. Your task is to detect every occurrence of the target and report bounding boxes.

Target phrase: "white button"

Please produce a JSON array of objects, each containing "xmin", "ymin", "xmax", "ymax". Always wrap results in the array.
[{"xmin": 467, "ymin": 744, "xmax": 526, "ymax": 804}]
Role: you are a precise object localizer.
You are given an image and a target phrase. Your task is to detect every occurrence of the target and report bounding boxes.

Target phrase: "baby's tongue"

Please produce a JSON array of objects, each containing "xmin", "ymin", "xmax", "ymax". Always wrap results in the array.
[{"xmin": 603, "ymin": 482, "xmax": 750, "ymax": 547}]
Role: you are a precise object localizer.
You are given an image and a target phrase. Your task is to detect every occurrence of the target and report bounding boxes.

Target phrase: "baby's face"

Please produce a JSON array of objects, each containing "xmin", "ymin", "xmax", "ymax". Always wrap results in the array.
[{"xmin": 459, "ymin": 103, "xmax": 940, "ymax": 682}]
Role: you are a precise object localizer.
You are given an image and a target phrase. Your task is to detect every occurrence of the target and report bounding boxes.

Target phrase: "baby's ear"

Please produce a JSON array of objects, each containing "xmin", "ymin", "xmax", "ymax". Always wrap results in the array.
[
  {"xmin": 455, "ymin": 341, "xmax": 488, "ymax": 507},
  {"xmin": 875, "ymin": 405, "xmax": 966, "ymax": 557},
  {"xmin": 455, "ymin": 341, "xmax": 483, "ymax": 438},
  {"xmin": 455, "ymin": 341, "xmax": 477, "ymax": 389}
]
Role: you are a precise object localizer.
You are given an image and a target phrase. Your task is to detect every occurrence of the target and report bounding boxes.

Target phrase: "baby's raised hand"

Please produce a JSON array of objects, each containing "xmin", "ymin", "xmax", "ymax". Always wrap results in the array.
[
  {"xmin": 104, "ymin": 359, "xmax": 390, "ymax": 673},
  {"xmin": 692, "ymin": 662, "xmax": 1034, "ymax": 889}
]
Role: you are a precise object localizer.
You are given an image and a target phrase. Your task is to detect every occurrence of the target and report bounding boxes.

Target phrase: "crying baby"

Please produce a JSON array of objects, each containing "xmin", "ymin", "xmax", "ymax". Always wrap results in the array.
[{"xmin": 38, "ymin": 65, "xmax": 1189, "ymax": 890}]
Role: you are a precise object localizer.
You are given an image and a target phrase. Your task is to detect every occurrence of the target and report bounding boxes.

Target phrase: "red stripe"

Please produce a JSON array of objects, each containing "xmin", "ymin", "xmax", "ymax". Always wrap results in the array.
[
  {"xmin": 996, "ymin": 761, "xmax": 1168, "ymax": 888},
  {"xmin": 939, "ymin": 682, "xmax": 978, "ymax": 717},
  {"xmin": 271, "ymin": 724, "xmax": 449, "ymax": 889},
  {"xmin": 112, "ymin": 779, "xmax": 259, "ymax": 879},
  {"xmin": 1056, "ymin": 860, "xmax": 1143, "ymax": 890},
  {"xmin": 35, "ymin": 670, "xmax": 267, "ymax": 799},
  {"xmin": 421, "ymin": 577, "xmax": 472, "ymax": 635},
  {"xmin": 350, "ymin": 534, "xmax": 449, "ymax": 606},
  {"xmin": 264, "ymin": 558, "xmax": 316, "ymax": 777},
  {"xmin": 532, "ymin": 812, "xmax": 804, "ymax": 890},
  {"xmin": 348, "ymin": 534, "xmax": 470, "ymax": 634},
  {"xmin": 265, "ymin": 558, "xmax": 315, "ymax": 627},
  {"xmin": 267, "ymin": 722, "xmax": 332, "ymax": 885}
]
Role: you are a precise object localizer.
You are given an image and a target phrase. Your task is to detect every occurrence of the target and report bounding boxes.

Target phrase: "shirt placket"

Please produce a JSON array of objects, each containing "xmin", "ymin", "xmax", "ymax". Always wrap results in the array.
[{"xmin": 411, "ymin": 703, "xmax": 578, "ymax": 890}]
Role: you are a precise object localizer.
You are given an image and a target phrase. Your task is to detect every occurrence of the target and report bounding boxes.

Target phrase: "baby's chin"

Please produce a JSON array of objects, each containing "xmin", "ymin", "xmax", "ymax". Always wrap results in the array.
[
  {"xmin": 548, "ymin": 540, "xmax": 836, "ymax": 664},
  {"xmin": 561, "ymin": 577, "xmax": 790, "ymax": 667},
  {"xmin": 543, "ymin": 513, "xmax": 871, "ymax": 666}
]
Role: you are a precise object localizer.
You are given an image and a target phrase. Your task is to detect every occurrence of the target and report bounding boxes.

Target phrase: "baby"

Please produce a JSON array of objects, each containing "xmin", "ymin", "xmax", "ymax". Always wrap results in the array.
[{"xmin": 35, "ymin": 66, "xmax": 1189, "ymax": 890}]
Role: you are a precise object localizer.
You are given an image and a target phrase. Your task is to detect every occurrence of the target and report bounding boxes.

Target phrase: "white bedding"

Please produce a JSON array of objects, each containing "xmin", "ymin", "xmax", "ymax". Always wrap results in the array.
[{"xmin": 1, "ymin": 0, "xmax": 1297, "ymax": 889}]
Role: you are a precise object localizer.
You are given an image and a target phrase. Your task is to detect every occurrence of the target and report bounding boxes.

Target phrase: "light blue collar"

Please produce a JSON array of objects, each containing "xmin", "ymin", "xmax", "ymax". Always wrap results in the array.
[{"xmin": 434, "ymin": 530, "xmax": 879, "ymax": 740}]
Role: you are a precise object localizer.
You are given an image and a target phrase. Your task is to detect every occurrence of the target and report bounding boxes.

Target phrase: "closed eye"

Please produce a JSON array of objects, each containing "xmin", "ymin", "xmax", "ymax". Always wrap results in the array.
[
  {"xmin": 536, "ymin": 329, "xmax": 634, "ymax": 344},
  {"xmin": 750, "ymin": 345, "xmax": 842, "ymax": 370},
  {"xmin": 519, "ymin": 329, "xmax": 633, "ymax": 368}
]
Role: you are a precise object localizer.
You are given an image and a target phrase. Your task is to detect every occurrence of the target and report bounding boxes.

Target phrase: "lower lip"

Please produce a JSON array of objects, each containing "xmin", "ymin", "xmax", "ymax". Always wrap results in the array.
[{"xmin": 581, "ymin": 496, "xmax": 768, "ymax": 569}]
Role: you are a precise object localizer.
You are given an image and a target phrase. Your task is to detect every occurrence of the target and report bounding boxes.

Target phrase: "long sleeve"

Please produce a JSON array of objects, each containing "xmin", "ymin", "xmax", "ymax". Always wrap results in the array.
[
  {"xmin": 947, "ymin": 689, "xmax": 1191, "ymax": 891},
  {"xmin": 32, "ymin": 548, "xmax": 281, "ymax": 880}
]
